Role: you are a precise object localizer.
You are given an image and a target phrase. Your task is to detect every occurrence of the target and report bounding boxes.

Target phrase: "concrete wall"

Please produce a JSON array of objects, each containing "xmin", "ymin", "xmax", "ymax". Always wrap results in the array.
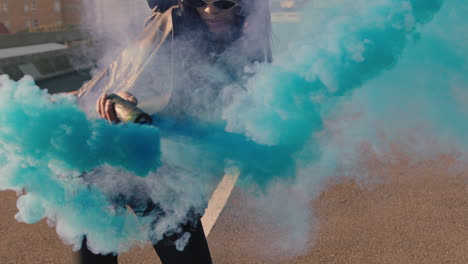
[
  {"xmin": 0, "ymin": 30, "xmax": 90, "ymax": 49},
  {"xmin": 0, "ymin": 45, "xmax": 95, "ymax": 81},
  {"xmin": 0, "ymin": 30, "xmax": 94, "ymax": 81}
]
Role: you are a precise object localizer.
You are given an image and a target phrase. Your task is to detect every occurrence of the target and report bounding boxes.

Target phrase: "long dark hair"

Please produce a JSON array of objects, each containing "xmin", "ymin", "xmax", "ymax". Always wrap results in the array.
[{"xmin": 177, "ymin": 0, "xmax": 272, "ymax": 63}]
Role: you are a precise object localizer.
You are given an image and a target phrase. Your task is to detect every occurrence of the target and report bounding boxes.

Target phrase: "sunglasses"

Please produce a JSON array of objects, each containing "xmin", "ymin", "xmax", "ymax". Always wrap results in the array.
[{"xmin": 182, "ymin": 0, "xmax": 239, "ymax": 10}]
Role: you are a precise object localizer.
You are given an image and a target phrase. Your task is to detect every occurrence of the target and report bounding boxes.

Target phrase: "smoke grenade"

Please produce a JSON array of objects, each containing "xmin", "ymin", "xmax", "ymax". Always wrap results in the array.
[{"xmin": 108, "ymin": 94, "xmax": 153, "ymax": 124}]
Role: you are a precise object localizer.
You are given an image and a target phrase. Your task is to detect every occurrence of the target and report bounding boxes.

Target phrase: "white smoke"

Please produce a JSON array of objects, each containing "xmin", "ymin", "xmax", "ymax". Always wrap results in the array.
[{"xmin": 80, "ymin": 0, "xmax": 151, "ymax": 73}]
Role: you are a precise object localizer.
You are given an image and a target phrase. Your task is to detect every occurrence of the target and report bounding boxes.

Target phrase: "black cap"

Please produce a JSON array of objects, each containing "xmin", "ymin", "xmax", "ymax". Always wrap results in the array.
[{"xmin": 147, "ymin": 0, "xmax": 177, "ymax": 9}]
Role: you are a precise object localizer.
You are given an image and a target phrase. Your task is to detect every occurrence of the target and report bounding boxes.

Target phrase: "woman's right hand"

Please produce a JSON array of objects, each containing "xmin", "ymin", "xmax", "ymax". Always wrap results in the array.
[{"xmin": 96, "ymin": 92, "xmax": 138, "ymax": 123}]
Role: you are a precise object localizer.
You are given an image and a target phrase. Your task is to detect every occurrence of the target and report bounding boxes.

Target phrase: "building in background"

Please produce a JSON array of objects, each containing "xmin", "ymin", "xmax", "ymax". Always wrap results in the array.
[
  {"xmin": 0, "ymin": 22, "xmax": 9, "ymax": 34},
  {"xmin": 0, "ymin": 0, "xmax": 83, "ymax": 33},
  {"xmin": 62, "ymin": 0, "xmax": 82, "ymax": 26}
]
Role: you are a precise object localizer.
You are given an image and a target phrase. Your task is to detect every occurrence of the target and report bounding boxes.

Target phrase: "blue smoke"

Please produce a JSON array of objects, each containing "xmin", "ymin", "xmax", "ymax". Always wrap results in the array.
[
  {"xmin": 223, "ymin": 0, "xmax": 444, "ymax": 147},
  {"xmin": 220, "ymin": 0, "xmax": 467, "ymax": 252},
  {"xmin": 0, "ymin": 76, "xmax": 161, "ymax": 176},
  {"xmin": 327, "ymin": 0, "xmax": 468, "ymax": 159},
  {"xmin": 1, "ymin": 0, "xmax": 466, "ymax": 255},
  {"xmin": 0, "ymin": 75, "xmax": 161, "ymax": 253}
]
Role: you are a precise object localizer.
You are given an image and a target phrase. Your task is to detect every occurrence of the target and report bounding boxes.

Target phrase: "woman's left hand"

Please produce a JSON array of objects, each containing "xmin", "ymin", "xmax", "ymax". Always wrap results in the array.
[{"xmin": 96, "ymin": 91, "xmax": 138, "ymax": 123}]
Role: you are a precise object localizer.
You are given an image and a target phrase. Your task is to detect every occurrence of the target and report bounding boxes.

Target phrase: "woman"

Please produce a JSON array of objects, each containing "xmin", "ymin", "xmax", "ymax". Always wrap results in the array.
[{"xmin": 77, "ymin": 0, "xmax": 272, "ymax": 263}]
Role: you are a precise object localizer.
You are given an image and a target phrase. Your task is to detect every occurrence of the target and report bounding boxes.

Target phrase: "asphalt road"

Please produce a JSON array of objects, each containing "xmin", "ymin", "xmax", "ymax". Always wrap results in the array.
[{"xmin": 1, "ymin": 153, "xmax": 466, "ymax": 264}]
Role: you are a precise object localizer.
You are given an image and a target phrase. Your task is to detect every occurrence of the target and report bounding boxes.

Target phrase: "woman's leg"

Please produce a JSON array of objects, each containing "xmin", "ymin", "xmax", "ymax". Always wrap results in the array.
[
  {"xmin": 153, "ymin": 220, "xmax": 213, "ymax": 264},
  {"xmin": 77, "ymin": 237, "xmax": 118, "ymax": 264}
]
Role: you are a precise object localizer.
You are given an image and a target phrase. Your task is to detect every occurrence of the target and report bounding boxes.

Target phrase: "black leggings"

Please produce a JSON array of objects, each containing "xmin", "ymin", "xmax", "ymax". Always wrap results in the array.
[{"xmin": 77, "ymin": 220, "xmax": 212, "ymax": 264}]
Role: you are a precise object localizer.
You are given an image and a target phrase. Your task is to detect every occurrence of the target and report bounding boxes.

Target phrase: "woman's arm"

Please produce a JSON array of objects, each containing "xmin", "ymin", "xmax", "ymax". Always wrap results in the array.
[{"xmin": 76, "ymin": 5, "xmax": 176, "ymax": 121}]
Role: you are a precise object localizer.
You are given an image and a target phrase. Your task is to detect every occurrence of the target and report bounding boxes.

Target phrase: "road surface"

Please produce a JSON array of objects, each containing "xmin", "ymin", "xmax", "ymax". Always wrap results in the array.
[{"xmin": 1, "ymin": 153, "xmax": 466, "ymax": 263}]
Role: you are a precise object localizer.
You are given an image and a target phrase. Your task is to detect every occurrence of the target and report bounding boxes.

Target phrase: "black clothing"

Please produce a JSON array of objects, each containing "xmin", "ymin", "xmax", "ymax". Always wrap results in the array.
[
  {"xmin": 147, "ymin": 0, "xmax": 177, "ymax": 11},
  {"xmin": 78, "ymin": 220, "xmax": 212, "ymax": 264}
]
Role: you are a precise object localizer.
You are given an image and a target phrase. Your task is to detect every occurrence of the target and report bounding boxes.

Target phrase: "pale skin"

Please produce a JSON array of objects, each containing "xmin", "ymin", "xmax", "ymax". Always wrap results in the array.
[
  {"xmin": 97, "ymin": 2, "xmax": 237, "ymax": 122},
  {"xmin": 97, "ymin": 92, "xmax": 138, "ymax": 123}
]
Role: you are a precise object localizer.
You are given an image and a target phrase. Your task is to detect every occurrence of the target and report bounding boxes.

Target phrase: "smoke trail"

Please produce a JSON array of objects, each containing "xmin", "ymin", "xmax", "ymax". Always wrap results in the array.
[
  {"xmin": 217, "ymin": 0, "xmax": 448, "ymax": 193},
  {"xmin": 223, "ymin": 0, "xmax": 444, "ymax": 147},
  {"xmin": 0, "ymin": 75, "xmax": 226, "ymax": 253},
  {"xmin": 78, "ymin": 0, "xmax": 151, "ymax": 73},
  {"xmin": 0, "ymin": 75, "xmax": 161, "ymax": 253},
  {"xmin": 321, "ymin": 0, "xmax": 468, "ymax": 168},
  {"xmin": 0, "ymin": 76, "xmax": 161, "ymax": 176},
  {"xmin": 235, "ymin": 0, "xmax": 468, "ymax": 255},
  {"xmin": 1, "ymin": 0, "xmax": 466, "ymax": 257}
]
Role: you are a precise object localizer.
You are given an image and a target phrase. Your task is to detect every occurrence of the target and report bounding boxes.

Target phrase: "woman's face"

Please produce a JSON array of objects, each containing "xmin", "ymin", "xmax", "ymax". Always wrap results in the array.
[{"xmin": 196, "ymin": 2, "xmax": 237, "ymax": 37}]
